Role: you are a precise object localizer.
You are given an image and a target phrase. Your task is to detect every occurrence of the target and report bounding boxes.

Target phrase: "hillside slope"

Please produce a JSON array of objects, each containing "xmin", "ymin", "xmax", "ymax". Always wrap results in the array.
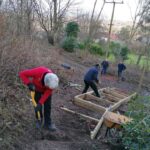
[{"xmin": 0, "ymin": 38, "xmax": 148, "ymax": 150}]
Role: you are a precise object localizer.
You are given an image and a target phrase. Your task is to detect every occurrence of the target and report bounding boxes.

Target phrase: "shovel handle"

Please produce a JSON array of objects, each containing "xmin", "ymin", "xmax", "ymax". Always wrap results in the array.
[{"xmin": 31, "ymin": 91, "xmax": 41, "ymax": 120}]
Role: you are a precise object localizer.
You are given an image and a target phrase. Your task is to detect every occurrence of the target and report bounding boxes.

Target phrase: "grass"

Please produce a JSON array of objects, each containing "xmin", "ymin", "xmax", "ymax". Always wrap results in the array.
[
  {"xmin": 106, "ymin": 53, "xmax": 150, "ymax": 69},
  {"xmin": 126, "ymin": 54, "xmax": 149, "ymax": 67}
]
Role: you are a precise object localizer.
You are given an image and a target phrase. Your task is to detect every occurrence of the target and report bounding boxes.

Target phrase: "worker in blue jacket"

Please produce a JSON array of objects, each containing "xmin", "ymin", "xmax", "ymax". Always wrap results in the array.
[
  {"xmin": 118, "ymin": 62, "xmax": 126, "ymax": 81},
  {"xmin": 101, "ymin": 59, "xmax": 109, "ymax": 75},
  {"xmin": 82, "ymin": 64, "xmax": 100, "ymax": 97}
]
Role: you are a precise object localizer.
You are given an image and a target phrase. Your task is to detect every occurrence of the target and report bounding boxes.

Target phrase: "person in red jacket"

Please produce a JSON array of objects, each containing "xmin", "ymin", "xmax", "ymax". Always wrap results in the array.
[{"xmin": 19, "ymin": 66, "xmax": 59, "ymax": 131}]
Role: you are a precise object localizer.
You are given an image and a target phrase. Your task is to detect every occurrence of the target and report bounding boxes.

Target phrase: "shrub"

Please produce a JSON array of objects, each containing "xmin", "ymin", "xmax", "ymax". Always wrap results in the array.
[
  {"xmin": 62, "ymin": 37, "xmax": 77, "ymax": 52},
  {"xmin": 83, "ymin": 38, "xmax": 92, "ymax": 49},
  {"xmin": 89, "ymin": 43, "xmax": 103, "ymax": 55},
  {"xmin": 121, "ymin": 96, "xmax": 150, "ymax": 150},
  {"xmin": 110, "ymin": 41, "xmax": 121, "ymax": 58},
  {"xmin": 110, "ymin": 41, "xmax": 129, "ymax": 60},
  {"xmin": 77, "ymin": 42, "xmax": 85, "ymax": 50},
  {"xmin": 120, "ymin": 46, "xmax": 129, "ymax": 60},
  {"xmin": 65, "ymin": 21, "xmax": 79, "ymax": 38}
]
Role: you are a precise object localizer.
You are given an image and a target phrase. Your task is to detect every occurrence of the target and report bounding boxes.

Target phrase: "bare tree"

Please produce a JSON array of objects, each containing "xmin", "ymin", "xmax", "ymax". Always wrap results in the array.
[
  {"xmin": 33, "ymin": 0, "xmax": 76, "ymax": 45},
  {"xmin": 128, "ymin": 0, "xmax": 149, "ymax": 40},
  {"xmin": 76, "ymin": 10, "xmax": 105, "ymax": 41},
  {"xmin": 88, "ymin": 0, "xmax": 106, "ymax": 40},
  {"xmin": 89, "ymin": 0, "xmax": 97, "ymax": 38},
  {"xmin": 2, "ymin": 0, "xmax": 34, "ymax": 35},
  {"xmin": 136, "ymin": 0, "xmax": 150, "ymax": 92}
]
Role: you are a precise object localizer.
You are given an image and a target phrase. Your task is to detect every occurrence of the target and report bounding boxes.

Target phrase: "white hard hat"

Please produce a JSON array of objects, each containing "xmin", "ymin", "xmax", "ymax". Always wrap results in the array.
[{"xmin": 44, "ymin": 73, "xmax": 59, "ymax": 89}]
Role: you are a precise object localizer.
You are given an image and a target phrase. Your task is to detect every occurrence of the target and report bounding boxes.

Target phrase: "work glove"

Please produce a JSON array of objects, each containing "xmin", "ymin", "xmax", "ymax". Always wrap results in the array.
[
  {"xmin": 27, "ymin": 83, "xmax": 35, "ymax": 91},
  {"xmin": 35, "ymin": 103, "xmax": 42, "ymax": 113}
]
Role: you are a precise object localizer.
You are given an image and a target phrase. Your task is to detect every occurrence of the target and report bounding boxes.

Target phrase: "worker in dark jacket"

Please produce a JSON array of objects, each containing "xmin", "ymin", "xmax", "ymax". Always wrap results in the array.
[
  {"xmin": 101, "ymin": 59, "xmax": 109, "ymax": 75},
  {"xmin": 82, "ymin": 64, "xmax": 100, "ymax": 97},
  {"xmin": 118, "ymin": 62, "xmax": 126, "ymax": 81},
  {"xmin": 19, "ymin": 66, "xmax": 59, "ymax": 131}
]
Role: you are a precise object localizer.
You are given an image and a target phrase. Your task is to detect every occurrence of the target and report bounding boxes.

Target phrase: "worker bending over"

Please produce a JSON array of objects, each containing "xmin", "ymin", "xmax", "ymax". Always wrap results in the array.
[{"xmin": 19, "ymin": 66, "xmax": 59, "ymax": 131}]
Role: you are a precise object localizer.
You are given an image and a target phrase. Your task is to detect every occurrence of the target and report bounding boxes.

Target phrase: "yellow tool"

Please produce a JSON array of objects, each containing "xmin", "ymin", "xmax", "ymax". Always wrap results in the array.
[{"xmin": 30, "ymin": 91, "xmax": 41, "ymax": 121}]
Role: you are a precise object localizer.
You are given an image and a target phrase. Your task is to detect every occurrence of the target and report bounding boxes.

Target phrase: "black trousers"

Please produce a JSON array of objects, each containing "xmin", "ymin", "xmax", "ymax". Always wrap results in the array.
[
  {"xmin": 101, "ymin": 67, "xmax": 108, "ymax": 75},
  {"xmin": 34, "ymin": 91, "xmax": 51, "ymax": 125},
  {"xmin": 82, "ymin": 80, "xmax": 100, "ymax": 97},
  {"xmin": 118, "ymin": 71, "xmax": 123, "ymax": 80}
]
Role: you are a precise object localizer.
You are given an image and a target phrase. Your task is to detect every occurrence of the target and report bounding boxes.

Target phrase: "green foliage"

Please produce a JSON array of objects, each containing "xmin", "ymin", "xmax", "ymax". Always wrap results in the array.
[
  {"xmin": 65, "ymin": 21, "xmax": 79, "ymax": 38},
  {"xmin": 110, "ymin": 41, "xmax": 129, "ymax": 60},
  {"xmin": 121, "ymin": 96, "xmax": 150, "ymax": 150},
  {"xmin": 89, "ymin": 43, "xmax": 103, "ymax": 55},
  {"xmin": 62, "ymin": 37, "xmax": 77, "ymax": 52},
  {"xmin": 77, "ymin": 38, "xmax": 104, "ymax": 55},
  {"xmin": 120, "ymin": 46, "xmax": 129, "ymax": 60},
  {"xmin": 110, "ymin": 41, "xmax": 121, "ymax": 58},
  {"xmin": 77, "ymin": 42, "xmax": 85, "ymax": 50},
  {"xmin": 77, "ymin": 38, "xmax": 92, "ymax": 50},
  {"xmin": 62, "ymin": 21, "xmax": 79, "ymax": 52},
  {"xmin": 83, "ymin": 38, "xmax": 92, "ymax": 49},
  {"xmin": 118, "ymin": 26, "xmax": 131, "ymax": 41}
]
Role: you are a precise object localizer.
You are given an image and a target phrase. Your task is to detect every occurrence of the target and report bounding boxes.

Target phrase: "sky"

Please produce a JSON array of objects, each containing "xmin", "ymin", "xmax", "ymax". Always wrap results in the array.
[
  {"xmin": 75, "ymin": 0, "xmax": 139, "ymax": 22},
  {"xmin": 42, "ymin": 0, "xmax": 139, "ymax": 22}
]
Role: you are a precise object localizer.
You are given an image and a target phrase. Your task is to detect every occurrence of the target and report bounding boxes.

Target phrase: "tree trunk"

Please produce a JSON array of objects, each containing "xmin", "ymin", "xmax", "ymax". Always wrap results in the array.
[
  {"xmin": 136, "ymin": 53, "xmax": 142, "ymax": 65},
  {"xmin": 53, "ymin": 0, "xmax": 57, "ymax": 44},
  {"xmin": 47, "ymin": 32, "xmax": 54, "ymax": 45},
  {"xmin": 137, "ymin": 66, "xmax": 146, "ymax": 93},
  {"xmin": 53, "ymin": 0, "xmax": 57, "ymax": 30},
  {"xmin": 89, "ymin": 0, "xmax": 97, "ymax": 38}
]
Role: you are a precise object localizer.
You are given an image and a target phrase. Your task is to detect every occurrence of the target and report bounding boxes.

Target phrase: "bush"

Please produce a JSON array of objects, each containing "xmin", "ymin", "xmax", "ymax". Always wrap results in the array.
[
  {"xmin": 77, "ymin": 42, "xmax": 85, "ymax": 50},
  {"xmin": 110, "ymin": 41, "xmax": 129, "ymax": 60},
  {"xmin": 65, "ymin": 21, "xmax": 79, "ymax": 38},
  {"xmin": 89, "ymin": 43, "xmax": 103, "ymax": 55},
  {"xmin": 77, "ymin": 39, "xmax": 94, "ymax": 50},
  {"xmin": 121, "ymin": 96, "xmax": 150, "ymax": 150},
  {"xmin": 62, "ymin": 37, "xmax": 77, "ymax": 52},
  {"xmin": 110, "ymin": 41, "xmax": 121, "ymax": 58},
  {"xmin": 120, "ymin": 46, "xmax": 129, "ymax": 60},
  {"xmin": 83, "ymin": 38, "xmax": 92, "ymax": 49}
]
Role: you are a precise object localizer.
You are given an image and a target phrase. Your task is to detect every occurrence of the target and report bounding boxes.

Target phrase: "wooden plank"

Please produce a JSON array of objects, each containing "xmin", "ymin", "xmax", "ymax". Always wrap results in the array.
[
  {"xmin": 85, "ymin": 94, "xmax": 115, "ymax": 105},
  {"xmin": 75, "ymin": 87, "xmax": 115, "ymax": 99},
  {"xmin": 81, "ymin": 87, "xmax": 111, "ymax": 95},
  {"xmin": 75, "ymin": 93, "xmax": 86, "ymax": 99},
  {"xmin": 110, "ymin": 92, "xmax": 137, "ymax": 111},
  {"xmin": 74, "ymin": 97, "xmax": 106, "ymax": 113},
  {"xmin": 109, "ymin": 90, "xmax": 127, "ymax": 98},
  {"xmin": 91, "ymin": 108, "xmax": 109, "ymax": 139},
  {"xmin": 103, "ymin": 93, "xmax": 121, "ymax": 102},
  {"xmin": 60, "ymin": 106, "xmax": 99, "ymax": 122},
  {"xmin": 112, "ymin": 89, "xmax": 128, "ymax": 97},
  {"xmin": 103, "ymin": 90, "xmax": 125, "ymax": 101},
  {"xmin": 113, "ymin": 88, "xmax": 129, "ymax": 96}
]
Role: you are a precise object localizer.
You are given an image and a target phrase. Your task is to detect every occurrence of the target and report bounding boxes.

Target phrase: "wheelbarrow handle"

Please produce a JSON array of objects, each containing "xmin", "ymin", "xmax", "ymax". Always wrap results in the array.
[{"xmin": 30, "ymin": 91, "xmax": 41, "ymax": 121}]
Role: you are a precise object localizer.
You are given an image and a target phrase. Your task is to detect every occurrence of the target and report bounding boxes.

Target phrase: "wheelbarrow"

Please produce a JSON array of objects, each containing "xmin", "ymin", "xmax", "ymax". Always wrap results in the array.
[{"xmin": 103, "ymin": 111, "xmax": 132, "ymax": 137}]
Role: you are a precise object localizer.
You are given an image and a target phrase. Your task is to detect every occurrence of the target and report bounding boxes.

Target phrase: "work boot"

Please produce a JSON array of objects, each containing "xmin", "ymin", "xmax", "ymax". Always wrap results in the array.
[
  {"xmin": 35, "ymin": 120, "xmax": 42, "ymax": 129},
  {"xmin": 44, "ymin": 123, "xmax": 57, "ymax": 131}
]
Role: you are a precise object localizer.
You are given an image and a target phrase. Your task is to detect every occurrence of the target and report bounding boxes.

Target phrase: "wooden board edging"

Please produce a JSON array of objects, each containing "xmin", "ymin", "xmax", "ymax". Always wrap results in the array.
[
  {"xmin": 73, "ymin": 97, "xmax": 106, "ymax": 113},
  {"xmin": 60, "ymin": 107, "xmax": 99, "ymax": 122}
]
